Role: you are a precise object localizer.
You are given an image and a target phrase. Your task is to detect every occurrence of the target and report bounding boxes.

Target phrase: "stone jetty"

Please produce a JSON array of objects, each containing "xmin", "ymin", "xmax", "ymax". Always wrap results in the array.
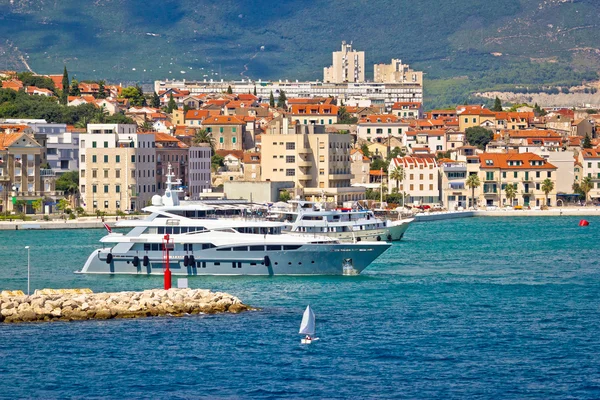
[{"xmin": 0, "ymin": 288, "xmax": 251, "ymax": 323}]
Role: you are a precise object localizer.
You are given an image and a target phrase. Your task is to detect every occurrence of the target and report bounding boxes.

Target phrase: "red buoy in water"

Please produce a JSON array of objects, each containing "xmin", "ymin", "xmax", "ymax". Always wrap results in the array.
[{"xmin": 579, "ymin": 219, "xmax": 590, "ymax": 226}]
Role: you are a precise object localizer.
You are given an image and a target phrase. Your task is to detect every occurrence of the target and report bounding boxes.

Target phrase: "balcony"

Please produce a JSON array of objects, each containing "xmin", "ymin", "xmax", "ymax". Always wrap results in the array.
[
  {"xmin": 40, "ymin": 169, "xmax": 56, "ymax": 177},
  {"xmin": 298, "ymin": 173, "xmax": 312, "ymax": 181},
  {"xmin": 442, "ymin": 165, "xmax": 467, "ymax": 172},
  {"xmin": 297, "ymin": 147, "xmax": 311, "ymax": 154},
  {"xmin": 297, "ymin": 159, "xmax": 312, "ymax": 167},
  {"xmin": 13, "ymin": 190, "xmax": 65, "ymax": 198},
  {"xmin": 328, "ymin": 174, "xmax": 353, "ymax": 180}
]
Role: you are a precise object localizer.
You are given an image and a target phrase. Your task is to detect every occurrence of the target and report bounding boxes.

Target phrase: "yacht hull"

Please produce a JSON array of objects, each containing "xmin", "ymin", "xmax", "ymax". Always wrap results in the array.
[
  {"xmin": 79, "ymin": 243, "xmax": 391, "ymax": 276},
  {"xmin": 286, "ymin": 219, "xmax": 412, "ymax": 243}
]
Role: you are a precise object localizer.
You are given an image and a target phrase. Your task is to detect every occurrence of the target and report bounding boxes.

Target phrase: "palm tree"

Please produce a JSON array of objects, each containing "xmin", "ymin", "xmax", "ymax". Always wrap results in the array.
[
  {"xmin": 389, "ymin": 165, "xmax": 405, "ymax": 193},
  {"xmin": 505, "ymin": 183, "xmax": 517, "ymax": 207},
  {"xmin": 580, "ymin": 176, "xmax": 593, "ymax": 204},
  {"xmin": 541, "ymin": 178, "xmax": 554, "ymax": 207},
  {"xmin": 193, "ymin": 128, "xmax": 214, "ymax": 152},
  {"xmin": 465, "ymin": 173, "xmax": 480, "ymax": 209}
]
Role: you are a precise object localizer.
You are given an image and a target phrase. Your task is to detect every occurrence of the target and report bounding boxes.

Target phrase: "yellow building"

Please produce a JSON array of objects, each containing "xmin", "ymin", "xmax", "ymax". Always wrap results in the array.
[
  {"xmin": 261, "ymin": 124, "xmax": 364, "ymax": 204},
  {"xmin": 373, "ymin": 59, "xmax": 423, "ymax": 85},
  {"xmin": 478, "ymin": 152, "xmax": 557, "ymax": 207},
  {"xmin": 457, "ymin": 106, "xmax": 497, "ymax": 132}
]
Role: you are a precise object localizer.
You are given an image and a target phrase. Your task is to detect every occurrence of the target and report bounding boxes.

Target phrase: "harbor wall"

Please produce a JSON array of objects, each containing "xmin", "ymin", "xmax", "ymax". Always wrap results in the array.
[{"xmin": 0, "ymin": 288, "xmax": 251, "ymax": 323}]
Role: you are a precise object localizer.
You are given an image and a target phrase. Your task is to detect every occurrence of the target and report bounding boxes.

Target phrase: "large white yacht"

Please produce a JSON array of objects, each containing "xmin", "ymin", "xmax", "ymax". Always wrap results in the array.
[
  {"xmin": 79, "ymin": 168, "xmax": 390, "ymax": 276},
  {"xmin": 270, "ymin": 201, "xmax": 413, "ymax": 242}
]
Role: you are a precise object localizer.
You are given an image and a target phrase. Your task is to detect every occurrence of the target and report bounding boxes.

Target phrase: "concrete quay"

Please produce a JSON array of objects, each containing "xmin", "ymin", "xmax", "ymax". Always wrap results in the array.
[
  {"xmin": 413, "ymin": 207, "xmax": 600, "ymax": 222},
  {"xmin": 0, "ymin": 288, "xmax": 251, "ymax": 323}
]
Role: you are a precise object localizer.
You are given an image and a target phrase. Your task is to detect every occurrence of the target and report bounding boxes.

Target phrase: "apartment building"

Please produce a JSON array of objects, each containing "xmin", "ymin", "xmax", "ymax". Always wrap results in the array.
[
  {"xmin": 323, "ymin": 41, "xmax": 365, "ymax": 83},
  {"xmin": 350, "ymin": 149, "xmax": 370, "ymax": 185},
  {"xmin": 478, "ymin": 152, "xmax": 557, "ymax": 207},
  {"xmin": 404, "ymin": 130, "xmax": 446, "ymax": 153},
  {"xmin": 373, "ymin": 59, "xmax": 423, "ymax": 85},
  {"xmin": 389, "ymin": 155, "xmax": 440, "ymax": 205},
  {"xmin": 203, "ymin": 116, "xmax": 245, "ymax": 151},
  {"xmin": 261, "ymin": 124, "xmax": 364, "ymax": 204},
  {"xmin": 391, "ymin": 102, "xmax": 423, "ymax": 119},
  {"xmin": 187, "ymin": 144, "xmax": 212, "ymax": 199},
  {"xmin": 457, "ymin": 106, "xmax": 497, "ymax": 132},
  {"xmin": 289, "ymin": 105, "xmax": 339, "ymax": 126},
  {"xmin": 79, "ymin": 124, "xmax": 156, "ymax": 213},
  {"xmin": 357, "ymin": 114, "xmax": 409, "ymax": 143},
  {"xmin": 0, "ymin": 129, "xmax": 59, "ymax": 213},
  {"xmin": 28, "ymin": 123, "xmax": 79, "ymax": 174},
  {"xmin": 155, "ymin": 132, "xmax": 189, "ymax": 193},
  {"xmin": 578, "ymin": 148, "xmax": 600, "ymax": 201}
]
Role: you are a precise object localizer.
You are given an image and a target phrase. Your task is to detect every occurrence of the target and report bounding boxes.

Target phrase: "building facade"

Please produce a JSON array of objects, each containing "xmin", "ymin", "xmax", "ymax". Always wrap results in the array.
[
  {"xmin": 79, "ymin": 124, "xmax": 156, "ymax": 213},
  {"xmin": 389, "ymin": 155, "xmax": 440, "ymax": 205},
  {"xmin": 323, "ymin": 41, "xmax": 365, "ymax": 83}
]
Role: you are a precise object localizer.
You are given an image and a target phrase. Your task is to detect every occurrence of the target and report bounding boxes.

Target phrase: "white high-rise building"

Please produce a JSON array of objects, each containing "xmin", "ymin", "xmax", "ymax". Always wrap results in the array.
[{"xmin": 324, "ymin": 41, "xmax": 365, "ymax": 83}]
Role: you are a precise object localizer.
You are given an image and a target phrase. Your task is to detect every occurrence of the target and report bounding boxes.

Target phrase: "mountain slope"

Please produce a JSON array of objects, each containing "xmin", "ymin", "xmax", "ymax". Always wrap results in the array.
[{"xmin": 0, "ymin": 0, "xmax": 598, "ymax": 106}]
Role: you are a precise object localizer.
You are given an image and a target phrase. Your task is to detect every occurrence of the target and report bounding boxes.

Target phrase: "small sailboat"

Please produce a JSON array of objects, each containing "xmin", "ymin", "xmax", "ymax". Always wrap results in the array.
[{"xmin": 299, "ymin": 305, "xmax": 318, "ymax": 344}]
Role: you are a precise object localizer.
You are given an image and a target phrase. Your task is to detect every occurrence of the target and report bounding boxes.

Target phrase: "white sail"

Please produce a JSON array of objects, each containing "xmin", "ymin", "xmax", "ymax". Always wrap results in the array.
[{"xmin": 299, "ymin": 305, "xmax": 315, "ymax": 335}]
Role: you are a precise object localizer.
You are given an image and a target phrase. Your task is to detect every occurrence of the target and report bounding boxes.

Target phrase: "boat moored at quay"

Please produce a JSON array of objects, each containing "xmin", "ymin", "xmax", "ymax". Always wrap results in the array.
[{"xmin": 79, "ymin": 167, "xmax": 390, "ymax": 276}]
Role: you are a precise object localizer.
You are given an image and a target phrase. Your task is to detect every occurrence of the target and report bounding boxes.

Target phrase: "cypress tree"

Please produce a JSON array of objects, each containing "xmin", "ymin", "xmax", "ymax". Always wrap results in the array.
[
  {"xmin": 69, "ymin": 79, "xmax": 81, "ymax": 96},
  {"xmin": 583, "ymin": 133, "xmax": 592, "ymax": 149},
  {"xmin": 492, "ymin": 96, "xmax": 502, "ymax": 112},
  {"xmin": 277, "ymin": 90, "xmax": 287, "ymax": 108},
  {"xmin": 269, "ymin": 91, "xmax": 275, "ymax": 108},
  {"xmin": 227, "ymin": 85, "xmax": 233, "ymax": 94},
  {"xmin": 61, "ymin": 66, "xmax": 69, "ymax": 104},
  {"xmin": 97, "ymin": 81, "xmax": 106, "ymax": 99},
  {"xmin": 253, "ymin": 86, "xmax": 257, "ymax": 96},
  {"xmin": 151, "ymin": 92, "xmax": 160, "ymax": 108},
  {"xmin": 167, "ymin": 93, "xmax": 177, "ymax": 113}
]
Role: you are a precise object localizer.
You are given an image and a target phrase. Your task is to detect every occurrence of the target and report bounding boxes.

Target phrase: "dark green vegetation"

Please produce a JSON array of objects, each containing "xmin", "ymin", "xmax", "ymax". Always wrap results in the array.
[
  {"xmin": 1, "ymin": 0, "xmax": 599, "ymax": 108},
  {"xmin": 0, "ymin": 89, "xmax": 133, "ymax": 125},
  {"xmin": 465, "ymin": 127, "xmax": 494, "ymax": 150}
]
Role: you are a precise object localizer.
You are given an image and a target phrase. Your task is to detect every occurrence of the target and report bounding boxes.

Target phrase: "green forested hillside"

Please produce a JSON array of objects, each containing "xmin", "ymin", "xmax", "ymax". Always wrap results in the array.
[{"xmin": 0, "ymin": 0, "xmax": 598, "ymax": 108}]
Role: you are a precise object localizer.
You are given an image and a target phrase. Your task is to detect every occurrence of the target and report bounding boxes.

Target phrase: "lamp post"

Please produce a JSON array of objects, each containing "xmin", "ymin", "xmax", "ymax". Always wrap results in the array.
[{"xmin": 25, "ymin": 246, "xmax": 30, "ymax": 295}]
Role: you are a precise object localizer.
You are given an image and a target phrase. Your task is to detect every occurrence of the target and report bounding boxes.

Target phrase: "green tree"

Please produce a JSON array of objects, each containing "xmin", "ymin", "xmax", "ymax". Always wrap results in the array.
[
  {"xmin": 504, "ymin": 183, "xmax": 517, "ymax": 206},
  {"xmin": 61, "ymin": 66, "xmax": 69, "ymax": 104},
  {"xmin": 56, "ymin": 171, "xmax": 79, "ymax": 204},
  {"xmin": 465, "ymin": 173, "xmax": 481, "ymax": 209},
  {"xmin": 97, "ymin": 81, "xmax": 106, "ymax": 99},
  {"xmin": 14, "ymin": 199, "xmax": 27, "ymax": 214},
  {"xmin": 582, "ymin": 133, "xmax": 592, "ymax": 149},
  {"xmin": 211, "ymin": 154, "xmax": 224, "ymax": 172},
  {"xmin": 389, "ymin": 165, "xmax": 405, "ymax": 193},
  {"xmin": 31, "ymin": 198, "xmax": 43, "ymax": 214},
  {"xmin": 121, "ymin": 86, "xmax": 145, "ymax": 107},
  {"xmin": 253, "ymin": 86, "xmax": 257, "ymax": 96},
  {"xmin": 269, "ymin": 91, "xmax": 275, "ymax": 107},
  {"xmin": 141, "ymin": 121, "xmax": 153, "ymax": 131},
  {"xmin": 151, "ymin": 92, "xmax": 160, "ymax": 108},
  {"xmin": 465, "ymin": 126, "xmax": 494, "ymax": 150},
  {"xmin": 57, "ymin": 198, "xmax": 70, "ymax": 213},
  {"xmin": 227, "ymin": 85, "xmax": 233, "ymax": 94},
  {"xmin": 370, "ymin": 158, "xmax": 388, "ymax": 173},
  {"xmin": 360, "ymin": 143, "xmax": 370, "ymax": 157},
  {"xmin": 541, "ymin": 178, "xmax": 554, "ymax": 206},
  {"xmin": 338, "ymin": 106, "xmax": 358, "ymax": 124},
  {"xmin": 279, "ymin": 191, "xmax": 291, "ymax": 202},
  {"xmin": 277, "ymin": 90, "xmax": 287, "ymax": 108},
  {"xmin": 491, "ymin": 96, "xmax": 503, "ymax": 111},
  {"xmin": 166, "ymin": 93, "xmax": 177, "ymax": 113},
  {"xmin": 193, "ymin": 128, "xmax": 214, "ymax": 152},
  {"xmin": 387, "ymin": 146, "xmax": 405, "ymax": 161},
  {"xmin": 580, "ymin": 176, "xmax": 593, "ymax": 203},
  {"xmin": 69, "ymin": 79, "xmax": 81, "ymax": 96}
]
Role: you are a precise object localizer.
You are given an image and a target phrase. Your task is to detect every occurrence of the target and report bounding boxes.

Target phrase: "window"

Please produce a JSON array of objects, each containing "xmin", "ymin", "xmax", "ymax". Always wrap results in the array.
[
  {"xmin": 536, "ymin": 171, "xmax": 540, "ymax": 178},
  {"xmin": 104, "ymin": 141, "xmax": 108, "ymax": 148},
  {"xmin": 103, "ymin": 170, "xmax": 109, "ymax": 178},
  {"xmin": 367, "ymin": 128, "xmax": 371, "ymax": 134},
  {"xmin": 92, "ymin": 169, "xmax": 97, "ymax": 178},
  {"xmin": 513, "ymin": 171, "xmax": 518, "ymax": 178},
  {"xmin": 92, "ymin": 141, "xmax": 97, "ymax": 148},
  {"xmin": 547, "ymin": 171, "xmax": 551, "ymax": 178},
  {"xmin": 286, "ymin": 156, "xmax": 295, "ymax": 163},
  {"xmin": 116, "ymin": 170, "xmax": 120, "ymax": 178},
  {"xmin": 81, "ymin": 155, "xmax": 85, "ymax": 163},
  {"xmin": 232, "ymin": 127, "xmax": 236, "ymax": 133},
  {"xmin": 286, "ymin": 142, "xmax": 295, "ymax": 150},
  {"xmin": 92, "ymin": 155, "xmax": 97, "ymax": 163},
  {"xmin": 104, "ymin": 155, "xmax": 108, "ymax": 163},
  {"xmin": 219, "ymin": 127, "xmax": 224, "ymax": 133},
  {"xmin": 116, "ymin": 155, "xmax": 120, "ymax": 163},
  {"xmin": 92, "ymin": 185, "xmax": 97, "ymax": 193},
  {"xmin": 286, "ymin": 169, "xmax": 295, "ymax": 176},
  {"xmin": 232, "ymin": 137, "xmax": 236, "ymax": 144},
  {"xmin": 104, "ymin": 185, "xmax": 109, "ymax": 193},
  {"xmin": 219, "ymin": 137, "xmax": 224, "ymax": 143},
  {"xmin": 472, "ymin": 118, "xmax": 476, "ymax": 123},
  {"xmin": 116, "ymin": 185, "xmax": 120, "ymax": 193},
  {"xmin": 502, "ymin": 171, "xmax": 506, "ymax": 179},
  {"xmin": 486, "ymin": 172, "xmax": 494, "ymax": 180},
  {"xmin": 104, "ymin": 200, "xmax": 109, "ymax": 209},
  {"xmin": 131, "ymin": 155, "xmax": 135, "ymax": 163}
]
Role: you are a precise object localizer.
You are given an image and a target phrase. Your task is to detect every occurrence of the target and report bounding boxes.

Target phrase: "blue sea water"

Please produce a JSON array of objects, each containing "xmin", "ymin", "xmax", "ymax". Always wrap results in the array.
[{"xmin": 1, "ymin": 216, "xmax": 600, "ymax": 399}]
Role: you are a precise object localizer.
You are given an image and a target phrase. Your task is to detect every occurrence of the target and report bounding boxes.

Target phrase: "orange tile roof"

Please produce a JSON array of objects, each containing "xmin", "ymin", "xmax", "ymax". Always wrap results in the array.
[
  {"xmin": 406, "ymin": 129, "xmax": 445, "ymax": 137},
  {"xmin": 242, "ymin": 152, "xmax": 261, "ymax": 164},
  {"xmin": 478, "ymin": 152, "xmax": 557, "ymax": 169},
  {"xmin": 359, "ymin": 114, "xmax": 399, "ymax": 123},
  {"xmin": 392, "ymin": 155, "xmax": 437, "ymax": 168},
  {"xmin": 46, "ymin": 75, "xmax": 64, "ymax": 90},
  {"xmin": 216, "ymin": 149, "xmax": 244, "ymax": 159},
  {"xmin": 505, "ymin": 129, "xmax": 561, "ymax": 138},
  {"xmin": 0, "ymin": 132, "xmax": 24, "ymax": 150},
  {"xmin": 369, "ymin": 169, "xmax": 387, "ymax": 176},
  {"xmin": 174, "ymin": 126, "xmax": 197, "ymax": 136},
  {"xmin": 391, "ymin": 102, "xmax": 421, "ymax": 110},
  {"xmin": 185, "ymin": 109, "xmax": 213, "ymax": 120},
  {"xmin": 580, "ymin": 149, "xmax": 600, "ymax": 159},
  {"xmin": 237, "ymin": 94, "xmax": 258, "ymax": 102},
  {"xmin": 289, "ymin": 104, "xmax": 339, "ymax": 115},
  {"xmin": 154, "ymin": 132, "xmax": 180, "ymax": 143},
  {"xmin": 203, "ymin": 115, "xmax": 245, "ymax": 125}
]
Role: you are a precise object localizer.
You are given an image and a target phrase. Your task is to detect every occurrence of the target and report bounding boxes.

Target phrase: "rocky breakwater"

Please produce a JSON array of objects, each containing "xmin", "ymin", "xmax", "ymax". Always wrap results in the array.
[{"xmin": 0, "ymin": 288, "xmax": 251, "ymax": 323}]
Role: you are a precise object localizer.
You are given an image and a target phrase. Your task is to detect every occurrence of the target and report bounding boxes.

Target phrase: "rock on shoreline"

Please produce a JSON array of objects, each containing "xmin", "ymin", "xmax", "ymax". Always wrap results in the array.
[{"xmin": 0, "ymin": 288, "xmax": 251, "ymax": 323}]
